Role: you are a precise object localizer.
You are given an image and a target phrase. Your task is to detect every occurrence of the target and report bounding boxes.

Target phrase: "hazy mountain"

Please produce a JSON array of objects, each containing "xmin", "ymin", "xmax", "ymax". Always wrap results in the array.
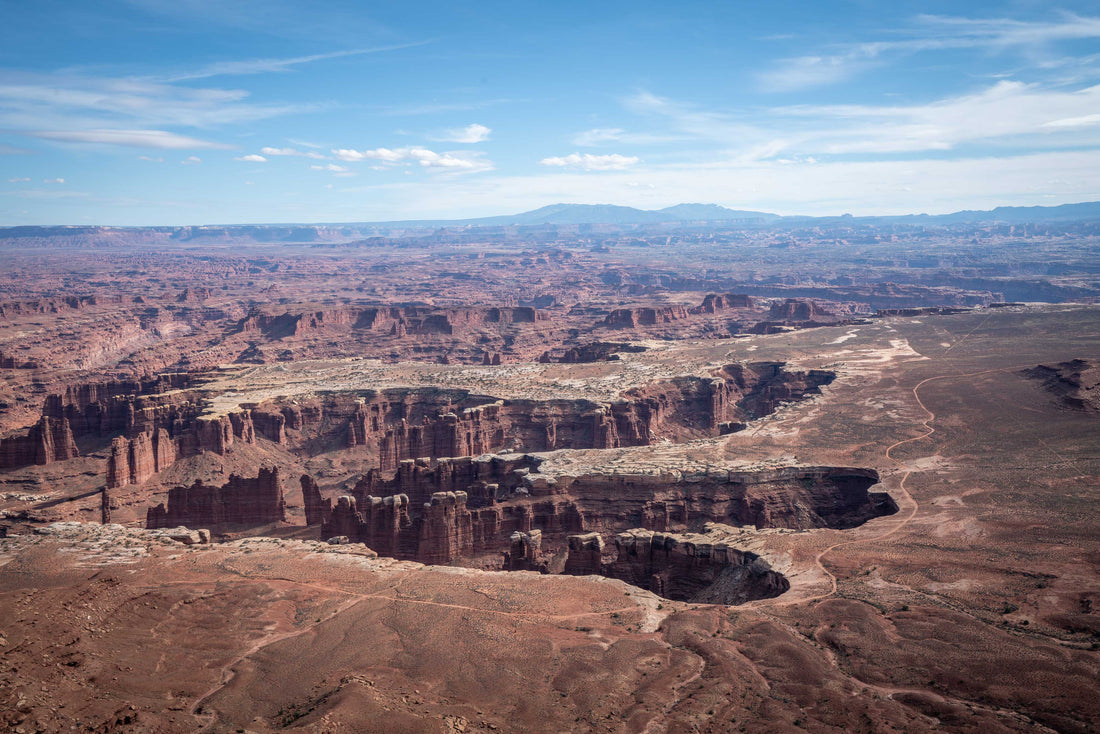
[
  {"xmin": 4, "ymin": 201, "xmax": 1100, "ymax": 243},
  {"xmin": 656, "ymin": 203, "xmax": 781, "ymax": 222}
]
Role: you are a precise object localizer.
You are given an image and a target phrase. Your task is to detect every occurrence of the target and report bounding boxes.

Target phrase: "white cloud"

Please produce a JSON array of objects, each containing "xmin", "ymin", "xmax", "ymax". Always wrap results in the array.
[
  {"xmin": 331, "ymin": 146, "xmax": 492, "ymax": 172},
  {"xmin": 539, "ymin": 153, "xmax": 640, "ymax": 171},
  {"xmin": 572, "ymin": 127, "xmax": 683, "ymax": 146},
  {"xmin": 342, "ymin": 149, "xmax": 1100, "ymax": 220},
  {"xmin": 332, "ymin": 147, "xmax": 402, "ymax": 162},
  {"xmin": 758, "ymin": 51, "xmax": 877, "ymax": 93},
  {"xmin": 43, "ymin": 178, "xmax": 65, "ymax": 184},
  {"xmin": 433, "ymin": 123, "xmax": 492, "ymax": 143},
  {"xmin": 619, "ymin": 81, "xmax": 1100, "ymax": 161},
  {"xmin": 29, "ymin": 128, "xmax": 232, "ymax": 149},
  {"xmin": 311, "ymin": 163, "xmax": 348, "ymax": 172},
  {"xmin": 0, "ymin": 71, "xmax": 312, "ymax": 139},
  {"xmin": 138, "ymin": 155, "xmax": 164, "ymax": 162},
  {"xmin": 779, "ymin": 80, "xmax": 1100, "ymax": 154},
  {"xmin": 6, "ymin": 177, "xmax": 30, "ymax": 182},
  {"xmin": 234, "ymin": 154, "xmax": 267, "ymax": 162},
  {"xmin": 181, "ymin": 156, "xmax": 202, "ymax": 165},
  {"xmin": 261, "ymin": 146, "xmax": 327, "ymax": 159},
  {"xmin": 1042, "ymin": 113, "xmax": 1100, "ymax": 129}
]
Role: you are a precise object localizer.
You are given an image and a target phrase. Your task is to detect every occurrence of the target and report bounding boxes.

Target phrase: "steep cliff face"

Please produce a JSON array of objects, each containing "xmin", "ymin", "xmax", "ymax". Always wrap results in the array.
[
  {"xmin": 0, "ymin": 416, "xmax": 79, "ymax": 470},
  {"xmin": 601, "ymin": 305, "xmax": 691, "ymax": 329},
  {"xmin": 43, "ymin": 375, "xmax": 200, "ymax": 437},
  {"xmin": 504, "ymin": 529, "xmax": 544, "ymax": 571},
  {"xmin": 747, "ymin": 298, "xmax": 847, "ymax": 334},
  {"xmin": 1024, "ymin": 359, "xmax": 1100, "ymax": 412},
  {"xmin": 301, "ymin": 474, "xmax": 331, "ymax": 527},
  {"xmin": 236, "ymin": 305, "xmax": 548, "ymax": 341},
  {"xmin": 106, "ymin": 428, "xmax": 175, "ymax": 488},
  {"xmin": 314, "ymin": 457, "xmax": 895, "ymax": 593},
  {"xmin": 696, "ymin": 293, "xmax": 754, "ymax": 313},
  {"xmin": 563, "ymin": 532, "xmax": 605, "ymax": 576},
  {"xmin": 597, "ymin": 293, "xmax": 756, "ymax": 330},
  {"xmin": 264, "ymin": 361, "xmax": 835, "ymax": 472},
  {"xmin": 561, "ymin": 466, "xmax": 895, "ymax": 533},
  {"xmin": 146, "ymin": 467, "xmax": 286, "ymax": 529},
  {"xmin": 599, "ymin": 528, "xmax": 789, "ymax": 604}
]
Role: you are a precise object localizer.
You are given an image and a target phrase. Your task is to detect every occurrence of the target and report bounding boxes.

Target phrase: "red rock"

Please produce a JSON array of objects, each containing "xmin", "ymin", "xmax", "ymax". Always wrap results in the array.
[
  {"xmin": 0, "ymin": 416, "xmax": 79, "ymax": 470},
  {"xmin": 146, "ymin": 467, "xmax": 286, "ymax": 529}
]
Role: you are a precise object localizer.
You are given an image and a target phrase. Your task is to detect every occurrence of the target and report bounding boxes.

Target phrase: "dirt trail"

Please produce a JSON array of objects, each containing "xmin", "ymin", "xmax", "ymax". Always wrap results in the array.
[{"xmin": 757, "ymin": 361, "xmax": 1046, "ymax": 610}]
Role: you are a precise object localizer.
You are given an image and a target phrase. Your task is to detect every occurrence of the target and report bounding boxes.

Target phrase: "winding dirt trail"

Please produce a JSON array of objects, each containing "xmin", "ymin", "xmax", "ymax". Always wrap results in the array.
[{"xmin": 761, "ymin": 361, "xmax": 1045, "ymax": 610}]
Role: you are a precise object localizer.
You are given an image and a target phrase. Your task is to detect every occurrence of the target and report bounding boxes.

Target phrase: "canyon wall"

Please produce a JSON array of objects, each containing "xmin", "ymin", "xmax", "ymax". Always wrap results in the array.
[
  {"xmin": 0, "ymin": 416, "xmax": 79, "ymax": 470},
  {"xmin": 315, "ymin": 457, "xmax": 896, "ymax": 580},
  {"xmin": 146, "ymin": 467, "xmax": 286, "ymax": 529},
  {"xmin": 597, "ymin": 528, "xmax": 790, "ymax": 604}
]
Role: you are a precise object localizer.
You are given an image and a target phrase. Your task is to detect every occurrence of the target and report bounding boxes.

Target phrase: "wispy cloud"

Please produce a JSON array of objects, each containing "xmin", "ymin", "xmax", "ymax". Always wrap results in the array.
[
  {"xmin": 376, "ymin": 99, "xmax": 512, "ymax": 116},
  {"xmin": 331, "ymin": 146, "xmax": 492, "ymax": 172},
  {"xmin": 261, "ymin": 146, "xmax": 327, "ymax": 159},
  {"xmin": 30, "ymin": 128, "xmax": 232, "ymax": 149},
  {"xmin": 6, "ymin": 177, "xmax": 30, "ymax": 182},
  {"xmin": 311, "ymin": 163, "xmax": 348, "ymax": 172},
  {"xmin": 432, "ymin": 123, "xmax": 492, "ymax": 143},
  {"xmin": 181, "ymin": 156, "xmax": 202, "ymax": 165},
  {"xmin": 758, "ymin": 51, "xmax": 878, "ymax": 93},
  {"xmin": 778, "ymin": 80, "xmax": 1100, "ymax": 154},
  {"xmin": 572, "ymin": 127, "xmax": 683, "ymax": 146},
  {"xmin": 539, "ymin": 153, "xmax": 639, "ymax": 171},
  {"xmin": 43, "ymin": 178, "xmax": 65, "ymax": 184},
  {"xmin": 758, "ymin": 13, "xmax": 1100, "ymax": 91},
  {"xmin": 234, "ymin": 154, "xmax": 267, "ymax": 162},
  {"xmin": 620, "ymin": 80, "xmax": 1100, "ymax": 160},
  {"xmin": 157, "ymin": 41, "xmax": 433, "ymax": 82},
  {"xmin": 0, "ymin": 71, "xmax": 313, "ymax": 146}
]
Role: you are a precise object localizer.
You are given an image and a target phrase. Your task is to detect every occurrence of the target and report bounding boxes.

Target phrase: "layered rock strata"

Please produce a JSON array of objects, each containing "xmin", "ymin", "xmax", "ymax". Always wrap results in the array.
[
  {"xmin": 146, "ymin": 467, "xmax": 286, "ymax": 529},
  {"xmin": 1024, "ymin": 359, "xmax": 1100, "ymax": 412},
  {"xmin": 0, "ymin": 416, "xmax": 79, "ymax": 470},
  {"xmin": 316, "ymin": 456, "xmax": 896, "ymax": 589},
  {"xmin": 599, "ymin": 528, "xmax": 789, "ymax": 604}
]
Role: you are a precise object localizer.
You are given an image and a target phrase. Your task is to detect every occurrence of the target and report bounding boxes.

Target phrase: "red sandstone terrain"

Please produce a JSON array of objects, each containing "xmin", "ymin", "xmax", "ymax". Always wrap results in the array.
[{"xmin": 1, "ymin": 232, "xmax": 1098, "ymax": 732}]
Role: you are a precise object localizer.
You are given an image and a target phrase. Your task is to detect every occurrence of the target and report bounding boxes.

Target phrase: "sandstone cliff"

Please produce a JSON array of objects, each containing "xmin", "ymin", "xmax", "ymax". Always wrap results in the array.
[{"xmin": 146, "ymin": 467, "xmax": 286, "ymax": 529}]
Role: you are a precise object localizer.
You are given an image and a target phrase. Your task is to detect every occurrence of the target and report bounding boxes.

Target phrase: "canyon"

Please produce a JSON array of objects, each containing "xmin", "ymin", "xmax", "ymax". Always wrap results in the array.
[{"xmin": 0, "ymin": 220, "xmax": 1098, "ymax": 733}]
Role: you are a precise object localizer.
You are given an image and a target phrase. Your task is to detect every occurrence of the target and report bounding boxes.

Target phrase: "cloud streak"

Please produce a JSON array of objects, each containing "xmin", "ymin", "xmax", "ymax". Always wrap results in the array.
[
  {"xmin": 759, "ymin": 12, "xmax": 1100, "ymax": 91},
  {"xmin": 30, "ymin": 128, "xmax": 233, "ymax": 149},
  {"xmin": 331, "ymin": 146, "xmax": 492, "ymax": 172},
  {"xmin": 540, "ymin": 153, "xmax": 640, "ymax": 171},
  {"xmin": 157, "ymin": 42, "xmax": 433, "ymax": 82},
  {"xmin": 432, "ymin": 123, "xmax": 492, "ymax": 143}
]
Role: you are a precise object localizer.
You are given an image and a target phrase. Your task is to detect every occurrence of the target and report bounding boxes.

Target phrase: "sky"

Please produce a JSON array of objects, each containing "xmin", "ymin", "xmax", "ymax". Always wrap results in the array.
[{"xmin": 2, "ymin": 0, "xmax": 1100, "ymax": 225}]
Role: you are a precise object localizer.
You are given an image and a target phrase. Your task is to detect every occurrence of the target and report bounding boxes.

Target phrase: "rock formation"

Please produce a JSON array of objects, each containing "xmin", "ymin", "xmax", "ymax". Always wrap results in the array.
[
  {"xmin": 504, "ymin": 530, "xmax": 544, "ymax": 571},
  {"xmin": 563, "ymin": 532, "xmax": 605, "ymax": 576},
  {"xmin": 600, "ymin": 528, "xmax": 789, "ymax": 603},
  {"xmin": 313, "ymin": 455, "xmax": 894, "ymax": 596},
  {"xmin": 301, "ymin": 474, "xmax": 331, "ymax": 527},
  {"xmin": 106, "ymin": 428, "xmax": 176, "ymax": 488},
  {"xmin": 0, "ymin": 416, "xmax": 79, "ymax": 470},
  {"xmin": 1024, "ymin": 359, "xmax": 1100, "ymax": 412},
  {"xmin": 146, "ymin": 467, "xmax": 286, "ymax": 529}
]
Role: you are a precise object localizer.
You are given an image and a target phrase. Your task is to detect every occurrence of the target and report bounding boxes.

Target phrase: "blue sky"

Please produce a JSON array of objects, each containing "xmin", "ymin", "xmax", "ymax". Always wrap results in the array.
[{"xmin": 2, "ymin": 0, "xmax": 1100, "ymax": 224}]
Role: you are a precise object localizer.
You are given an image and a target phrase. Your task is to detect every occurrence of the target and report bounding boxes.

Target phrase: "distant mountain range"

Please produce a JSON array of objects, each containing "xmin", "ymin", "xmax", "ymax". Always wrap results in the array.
[
  {"xmin": 461, "ymin": 202, "xmax": 783, "ymax": 226},
  {"xmin": 445, "ymin": 200, "xmax": 1100, "ymax": 226},
  {"xmin": 3, "ymin": 201, "xmax": 1100, "ymax": 241}
]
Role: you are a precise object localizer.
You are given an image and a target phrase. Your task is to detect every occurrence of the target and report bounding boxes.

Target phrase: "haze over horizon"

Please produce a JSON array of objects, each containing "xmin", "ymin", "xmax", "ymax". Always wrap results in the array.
[{"xmin": 3, "ymin": 1, "xmax": 1100, "ymax": 226}]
